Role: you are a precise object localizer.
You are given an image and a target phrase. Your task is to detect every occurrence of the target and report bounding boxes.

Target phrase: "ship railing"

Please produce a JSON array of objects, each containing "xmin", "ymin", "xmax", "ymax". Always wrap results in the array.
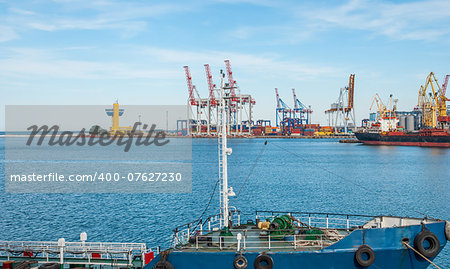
[
  {"xmin": 0, "ymin": 240, "xmax": 148, "ymax": 267},
  {"xmin": 172, "ymin": 209, "xmax": 241, "ymax": 247},
  {"xmin": 176, "ymin": 229, "xmax": 348, "ymax": 252},
  {"xmin": 255, "ymin": 211, "xmax": 376, "ymax": 230}
]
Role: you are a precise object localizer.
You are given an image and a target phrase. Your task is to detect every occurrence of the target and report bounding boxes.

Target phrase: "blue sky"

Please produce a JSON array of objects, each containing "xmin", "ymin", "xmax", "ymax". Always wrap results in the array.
[{"xmin": 1, "ymin": 0, "xmax": 449, "ymax": 129}]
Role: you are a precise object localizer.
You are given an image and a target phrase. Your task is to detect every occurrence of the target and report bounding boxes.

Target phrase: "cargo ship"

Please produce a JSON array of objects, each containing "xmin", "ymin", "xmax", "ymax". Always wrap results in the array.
[
  {"xmin": 145, "ymin": 72, "xmax": 449, "ymax": 269},
  {"xmin": 356, "ymin": 73, "xmax": 450, "ymax": 148},
  {"xmin": 355, "ymin": 129, "xmax": 450, "ymax": 147}
]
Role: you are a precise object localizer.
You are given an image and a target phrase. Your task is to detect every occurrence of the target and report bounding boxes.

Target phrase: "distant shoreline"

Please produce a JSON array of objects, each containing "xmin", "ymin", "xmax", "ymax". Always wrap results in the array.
[{"xmin": 0, "ymin": 134, "xmax": 355, "ymax": 139}]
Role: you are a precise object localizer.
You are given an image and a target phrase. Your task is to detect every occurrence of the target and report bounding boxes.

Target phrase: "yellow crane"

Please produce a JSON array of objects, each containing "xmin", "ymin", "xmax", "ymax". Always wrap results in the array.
[
  {"xmin": 370, "ymin": 94, "xmax": 387, "ymax": 118},
  {"xmin": 370, "ymin": 94, "xmax": 397, "ymax": 119},
  {"xmin": 417, "ymin": 72, "xmax": 449, "ymax": 128},
  {"xmin": 370, "ymin": 94, "xmax": 398, "ymax": 132}
]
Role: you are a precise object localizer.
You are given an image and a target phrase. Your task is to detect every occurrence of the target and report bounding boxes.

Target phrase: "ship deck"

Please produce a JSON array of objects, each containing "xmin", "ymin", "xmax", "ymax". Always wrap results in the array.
[
  {"xmin": 175, "ymin": 223, "xmax": 352, "ymax": 252},
  {"xmin": 171, "ymin": 210, "xmax": 445, "ymax": 253}
]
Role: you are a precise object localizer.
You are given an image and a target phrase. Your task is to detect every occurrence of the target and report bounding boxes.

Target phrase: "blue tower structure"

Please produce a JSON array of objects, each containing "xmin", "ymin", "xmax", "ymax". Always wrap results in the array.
[{"xmin": 292, "ymin": 88, "xmax": 312, "ymax": 125}]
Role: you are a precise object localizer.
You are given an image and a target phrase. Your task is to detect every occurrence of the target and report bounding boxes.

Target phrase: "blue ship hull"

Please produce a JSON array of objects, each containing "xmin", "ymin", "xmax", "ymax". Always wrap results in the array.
[{"xmin": 146, "ymin": 221, "xmax": 447, "ymax": 268}]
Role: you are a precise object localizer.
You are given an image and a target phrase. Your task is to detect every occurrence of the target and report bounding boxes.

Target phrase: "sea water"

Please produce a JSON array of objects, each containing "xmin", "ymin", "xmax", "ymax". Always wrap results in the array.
[{"xmin": 0, "ymin": 137, "xmax": 448, "ymax": 267}]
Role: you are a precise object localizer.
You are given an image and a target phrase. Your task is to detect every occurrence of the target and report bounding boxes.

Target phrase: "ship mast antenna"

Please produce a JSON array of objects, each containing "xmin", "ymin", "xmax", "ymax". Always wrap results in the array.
[{"xmin": 218, "ymin": 69, "xmax": 234, "ymax": 235}]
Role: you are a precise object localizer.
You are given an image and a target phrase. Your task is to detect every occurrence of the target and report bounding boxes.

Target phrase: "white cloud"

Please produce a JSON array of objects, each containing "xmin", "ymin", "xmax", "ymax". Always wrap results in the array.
[
  {"xmin": 9, "ymin": 8, "xmax": 36, "ymax": 15},
  {"xmin": 211, "ymin": 0, "xmax": 276, "ymax": 7},
  {"xmin": 0, "ymin": 26, "xmax": 18, "ymax": 42},
  {"xmin": 141, "ymin": 47, "xmax": 340, "ymax": 79},
  {"xmin": 298, "ymin": 0, "xmax": 450, "ymax": 41},
  {"xmin": 0, "ymin": 47, "xmax": 179, "ymax": 80},
  {"xmin": 28, "ymin": 22, "xmax": 57, "ymax": 31},
  {"xmin": 0, "ymin": 46, "xmax": 339, "ymax": 83},
  {"xmin": 3, "ymin": 1, "xmax": 189, "ymax": 38}
]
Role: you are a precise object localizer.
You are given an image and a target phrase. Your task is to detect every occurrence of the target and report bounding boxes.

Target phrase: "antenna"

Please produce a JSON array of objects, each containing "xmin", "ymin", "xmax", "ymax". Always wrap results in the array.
[{"xmin": 218, "ymin": 70, "xmax": 233, "ymax": 235}]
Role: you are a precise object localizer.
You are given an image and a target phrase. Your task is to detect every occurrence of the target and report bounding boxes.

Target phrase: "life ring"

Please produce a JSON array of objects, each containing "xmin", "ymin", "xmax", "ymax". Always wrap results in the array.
[
  {"xmin": 414, "ymin": 230, "xmax": 440, "ymax": 258},
  {"xmin": 152, "ymin": 260, "xmax": 174, "ymax": 269},
  {"xmin": 233, "ymin": 255, "xmax": 247, "ymax": 269},
  {"xmin": 355, "ymin": 245, "xmax": 375, "ymax": 267},
  {"xmin": 254, "ymin": 253, "xmax": 273, "ymax": 269}
]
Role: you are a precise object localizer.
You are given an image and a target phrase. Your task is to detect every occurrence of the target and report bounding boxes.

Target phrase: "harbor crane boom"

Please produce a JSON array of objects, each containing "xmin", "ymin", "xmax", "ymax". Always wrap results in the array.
[
  {"xmin": 275, "ymin": 88, "xmax": 291, "ymax": 110},
  {"xmin": 224, "ymin": 60, "xmax": 236, "ymax": 97},
  {"xmin": 292, "ymin": 88, "xmax": 312, "ymax": 113},
  {"xmin": 292, "ymin": 88, "xmax": 298, "ymax": 109},
  {"xmin": 275, "ymin": 88, "xmax": 281, "ymax": 109},
  {"xmin": 370, "ymin": 94, "xmax": 387, "ymax": 118},
  {"xmin": 346, "ymin": 74, "xmax": 355, "ymax": 112},
  {"xmin": 184, "ymin": 66, "xmax": 197, "ymax": 106},
  {"xmin": 442, "ymin": 74, "xmax": 449, "ymax": 96},
  {"xmin": 204, "ymin": 64, "xmax": 217, "ymax": 106}
]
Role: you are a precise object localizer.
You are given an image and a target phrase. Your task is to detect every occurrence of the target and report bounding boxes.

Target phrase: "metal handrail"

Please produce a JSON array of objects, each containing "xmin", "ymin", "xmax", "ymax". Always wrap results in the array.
[
  {"xmin": 176, "ymin": 230, "xmax": 347, "ymax": 252},
  {"xmin": 172, "ymin": 210, "xmax": 377, "ymax": 248},
  {"xmin": 256, "ymin": 211, "xmax": 374, "ymax": 230},
  {"xmin": 173, "ymin": 209, "xmax": 242, "ymax": 232},
  {"xmin": 0, "ymin": 240, "xmax": 148, "ymax": 267},
  {"xmin": 172, "ymin": 210, "xmax": 241, "ymax": 247},
  {"xmin": 256, "ymin": 210, "xmax": 377, "ymax": 218}
]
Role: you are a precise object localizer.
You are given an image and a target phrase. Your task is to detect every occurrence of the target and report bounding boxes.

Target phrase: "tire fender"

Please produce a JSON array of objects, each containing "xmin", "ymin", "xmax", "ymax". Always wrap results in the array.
[
  {"xmin": 355, "ymin": 245, "xmax": 375, "ymax": 267},
  {"xmin": 254, "ymin": 253, "xmax": 273, "ymax": 269},
  {"xmin": 414, "ymin": 230, "xmax": 440, "ymax": 258},
  {"xmin": 233, "ymin": 255, "xmax": 247, "ymax": 269},
  {"xmin": 152, "ymin": 260, "xmax": 174, "ymax": 269},
  {"xmin": 445, "ymin": 221, "xmax": 450, "ymax": 241}
]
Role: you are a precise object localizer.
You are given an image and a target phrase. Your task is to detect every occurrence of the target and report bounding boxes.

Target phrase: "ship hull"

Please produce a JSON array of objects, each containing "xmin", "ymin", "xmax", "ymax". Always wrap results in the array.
[
  {"xmin": 146, "ymin": 221, "xmax": 447, "ymax": 269},
  {"xmin": 355, "ymin": 132, "xmax": 450, "ymax": 147}
]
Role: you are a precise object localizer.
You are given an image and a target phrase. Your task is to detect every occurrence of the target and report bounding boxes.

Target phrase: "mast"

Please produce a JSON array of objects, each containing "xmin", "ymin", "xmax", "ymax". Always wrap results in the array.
[{"xmin": 218, "ymin": 70, "xmax": 234, "ymax": 233}]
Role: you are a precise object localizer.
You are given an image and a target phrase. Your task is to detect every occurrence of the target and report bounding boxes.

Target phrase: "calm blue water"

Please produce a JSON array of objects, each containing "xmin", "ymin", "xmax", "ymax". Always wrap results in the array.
[{"xmin": 0, "ymin": 137, "xmax": 449, "ymax": 267}]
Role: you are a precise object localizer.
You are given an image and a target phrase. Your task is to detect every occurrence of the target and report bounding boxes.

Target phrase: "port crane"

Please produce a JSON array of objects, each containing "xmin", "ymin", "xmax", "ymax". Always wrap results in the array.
[
  {"xmin": 442, "ymin": 75, "xmax": 450, "ymax": 96},
  {"xmin": 275, "ymin": 88, "xmax": 313, "ymax": 135},
  {"xmin": 440, "ymin": 75, "xmax": 449, "ymax": 115},
  {"xmin": 275, "ymin": 88, "xmax": 292, "ymax": 127},
  {"xmin": 417, "ymin": 72, "xmax": 450, "ymax": 128},
  {"xmin": 325, "ymin": 74, "xmax": 356, "ymax": 134},
  {"xmin": 370, "ymin": 94, "xmax": 387, "ymax": 118},
  {"xmin": 185, "ymin": 66, "xmax": 197, "ymax": 106},
  {"xmin": 184, "ymin": 65, "xmax": 211, "ymax": 135},
  {"xmin": 292, "ymin": 88, "xmax": 312, "ymax": 125},
  {"xmin": 204, "ymin": 64, "xmax": 217, "ymax": 107},
  {"xmin": 184, "ymin": 62, "xmax": 255, "ymax": 136},
  {"xmin": 224, "ymin": 60, "xmax": 237, "ymax": 100},
  {"xmin": 370, "ymin": 94, "xmax": 398, "ymax": 132}
]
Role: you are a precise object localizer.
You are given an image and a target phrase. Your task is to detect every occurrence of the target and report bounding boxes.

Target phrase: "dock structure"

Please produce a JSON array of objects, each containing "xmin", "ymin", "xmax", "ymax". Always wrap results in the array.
[{"xmin": 0, "ymin": 236, "xmax": 155, "ymax": 268}]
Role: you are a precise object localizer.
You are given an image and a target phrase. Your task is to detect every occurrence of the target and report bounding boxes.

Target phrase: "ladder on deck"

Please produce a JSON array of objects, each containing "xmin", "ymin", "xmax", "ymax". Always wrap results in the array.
[{"xmin": 218, "ymin": 101, "xmax": 224, "ymax": 229}]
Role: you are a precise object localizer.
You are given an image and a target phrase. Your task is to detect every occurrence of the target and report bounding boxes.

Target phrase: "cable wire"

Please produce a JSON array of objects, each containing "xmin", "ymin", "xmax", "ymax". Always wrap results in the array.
[
  {"xmin": 235, "ymin": 140, "xmax": 267, "ymax": 198},
  {"xmin": 270, "ymin": 141, "xmax": 427, "ymax": 217}
]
